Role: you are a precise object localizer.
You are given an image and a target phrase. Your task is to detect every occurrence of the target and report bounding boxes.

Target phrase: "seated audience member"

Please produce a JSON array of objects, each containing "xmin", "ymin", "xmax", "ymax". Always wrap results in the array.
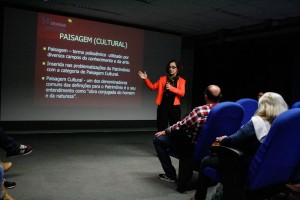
[
  {"xmin": 0, "ymin": 162, "xmax": 15, "ymax": 189},
  {"xmin": 0, "ymin": 163, "xmax": 11, "ymax": 173},
  {"xmin": 0, "ymin": 127, "xmax": 33, "ymax": 190},
  {"xmin": 153, "ymin": 84, "xmax": 222, "ymax": 193},
  {"xmin": 0, "ymin": 127, "xmax": 33, "ymax": 158},
  {"xmin": 257, "ymin": 91, "xmax": 264, "ymax": 100},
  {"xmin": 0, "ymin": 165, "xmax": 14, "ymax": 200},
  {"xmin": 189, "ymin": 92, "xmax": 288, "ymax": 200}
]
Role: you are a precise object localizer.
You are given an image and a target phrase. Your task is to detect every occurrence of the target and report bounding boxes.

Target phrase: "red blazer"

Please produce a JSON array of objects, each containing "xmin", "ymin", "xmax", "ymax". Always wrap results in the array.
[{"xmin": 144, "ymin": 75, "xmax": 186, "ymax": 105}]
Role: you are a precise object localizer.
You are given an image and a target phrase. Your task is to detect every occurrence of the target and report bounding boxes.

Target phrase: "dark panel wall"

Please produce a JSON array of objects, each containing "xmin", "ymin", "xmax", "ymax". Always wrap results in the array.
[{"xmin": 188, "ymin": 32, "xmax": 300, "ymax": 107}]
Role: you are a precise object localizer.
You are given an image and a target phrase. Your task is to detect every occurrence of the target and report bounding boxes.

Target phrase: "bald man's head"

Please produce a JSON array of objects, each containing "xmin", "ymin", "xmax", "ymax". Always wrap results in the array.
[{"xmin": 204, "ymin": 85, "xmax": 222, "ymax": 103}]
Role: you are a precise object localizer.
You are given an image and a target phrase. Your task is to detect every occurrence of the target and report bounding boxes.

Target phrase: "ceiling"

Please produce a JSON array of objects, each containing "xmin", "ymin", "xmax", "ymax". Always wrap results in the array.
[{"xmin": 3, "ymin": 0, "xmax": 300, "ymax": 37}]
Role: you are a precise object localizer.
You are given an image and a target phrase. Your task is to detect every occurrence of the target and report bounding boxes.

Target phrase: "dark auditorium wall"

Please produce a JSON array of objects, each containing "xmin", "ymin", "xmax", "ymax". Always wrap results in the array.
[{"xmin": 184, "ymin": 30, "xmax": 300, "ymax": 107}]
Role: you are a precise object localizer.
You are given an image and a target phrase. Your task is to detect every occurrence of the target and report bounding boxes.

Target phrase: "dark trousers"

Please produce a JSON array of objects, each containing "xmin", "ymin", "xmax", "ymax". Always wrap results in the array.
[
  {"xmin": 156, "ymin": 105, "xmax": 181, "ymax": 131},
  {"xmin": 194, "ymin": 155, "xmax": 249, "ymax": 200},
  {"xmin": 0, "ymin": 127, "xmax": 20, "ymax": 153},
  {"xmin": 194, "ymin": 156, "xmax": 220, "ymax": 200},
  {"xmin": 153, "ymin": 130, "xmax": 195, "ymax": 189}
]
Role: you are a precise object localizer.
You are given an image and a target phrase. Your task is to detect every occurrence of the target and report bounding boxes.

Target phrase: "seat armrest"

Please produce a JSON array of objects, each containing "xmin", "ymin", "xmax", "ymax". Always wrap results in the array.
[
  {"xmin": 210, "ymin": 145, "xmax": 244, "ymax": 159},
  {"xmin": 210, "ymin": 145, "xmax": 245, "ymax": 176},
  {"xmin": 210, "ymin": 145, "xmax": 246, "ymax": 200}
]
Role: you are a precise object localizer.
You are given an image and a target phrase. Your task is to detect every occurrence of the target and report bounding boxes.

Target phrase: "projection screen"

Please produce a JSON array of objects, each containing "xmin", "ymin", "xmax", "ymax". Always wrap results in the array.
[{"xmin": 1, "ymin": 6, "xmax": 182, "ymax": 121}]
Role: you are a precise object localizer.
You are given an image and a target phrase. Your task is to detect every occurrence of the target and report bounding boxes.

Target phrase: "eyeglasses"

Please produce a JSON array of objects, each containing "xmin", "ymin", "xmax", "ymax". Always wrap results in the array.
[{"xmin": 169, "ymin": 66, "xmax": 177, "ymax": 69}]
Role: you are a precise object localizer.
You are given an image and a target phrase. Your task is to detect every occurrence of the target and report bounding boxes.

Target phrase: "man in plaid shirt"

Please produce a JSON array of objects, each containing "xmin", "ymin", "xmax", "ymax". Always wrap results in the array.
[{"xmin": 153, "ymin": 84, "xmax": 222, "ymax": 193}]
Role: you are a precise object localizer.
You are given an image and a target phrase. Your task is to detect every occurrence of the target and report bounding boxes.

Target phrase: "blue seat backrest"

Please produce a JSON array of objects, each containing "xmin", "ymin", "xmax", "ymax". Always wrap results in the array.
[
  {"xmin": 247, "ymin": 108, "xmax": 300, "ymax": 189},
  {"xmin": 236, "ymin": 98, "xmax": 258, "ymax": 126},
  {"xmin": 291, "ymin": 101, "xmax": 300, "ymax": 109},
  {"xmin": 193, "ymin": 101, "xmax": 244, "ymax": 164}
]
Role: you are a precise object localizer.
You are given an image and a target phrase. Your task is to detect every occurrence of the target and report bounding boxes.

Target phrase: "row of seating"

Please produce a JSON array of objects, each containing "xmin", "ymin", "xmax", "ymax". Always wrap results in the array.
[
  {"xmin": 198, "ymin": 98, "xmax": 300, "ymax": 166},
  {"xmin": 171, "ymin": 98, "xmax": 300, "ymax": 199},
  {"xmin": 210, "ymin": 106, "xmax": 300, "ymax": 200}
]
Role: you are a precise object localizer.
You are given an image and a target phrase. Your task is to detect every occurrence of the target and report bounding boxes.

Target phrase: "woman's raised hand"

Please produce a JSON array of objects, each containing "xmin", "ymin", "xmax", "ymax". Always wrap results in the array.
[{"xmin": 138, "ymin": 71, "xmax": 147, "ymax": 79}]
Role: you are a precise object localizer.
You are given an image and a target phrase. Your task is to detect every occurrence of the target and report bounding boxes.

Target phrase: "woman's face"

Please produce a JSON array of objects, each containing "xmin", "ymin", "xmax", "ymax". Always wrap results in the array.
[{"xmin": 168, "ymin": 61, "xmax": 178, "ymax": 75}]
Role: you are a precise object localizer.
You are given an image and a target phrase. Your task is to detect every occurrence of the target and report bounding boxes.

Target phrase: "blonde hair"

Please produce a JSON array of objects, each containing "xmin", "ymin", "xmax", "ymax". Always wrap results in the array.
[{"xmin": 255, "ymin": 92, "xmax": 288, "ymax": 123}]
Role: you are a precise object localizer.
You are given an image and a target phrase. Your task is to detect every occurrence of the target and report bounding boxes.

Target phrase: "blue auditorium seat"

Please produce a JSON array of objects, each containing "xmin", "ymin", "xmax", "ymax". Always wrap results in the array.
[
  {"xmin": 212, "ymin": 108, "xmax": 300, "ymax": 200},
  {"xmin": 291, "ymin": 101, "xmax": 300, "ymax": 109},
  {"xmin": 170, "ymin": 101, "xmax": 244, "ymax": 171},
  {"xmin": 236, "ymin": 98, "xmax": 258, "ymax": 126},
  {"xmin": 192, "ymin": 101, "xmax": 244, "ymax": 167}
]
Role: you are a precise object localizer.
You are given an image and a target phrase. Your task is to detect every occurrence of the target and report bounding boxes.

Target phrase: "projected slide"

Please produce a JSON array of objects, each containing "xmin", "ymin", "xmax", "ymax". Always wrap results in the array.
[
  {"xmin": 35, "ymin": 13, "xmax": 144, "ymax": 107},
  {"xmin": 1, "ymin": 6, "xmax": 181, "ymax": 121}
]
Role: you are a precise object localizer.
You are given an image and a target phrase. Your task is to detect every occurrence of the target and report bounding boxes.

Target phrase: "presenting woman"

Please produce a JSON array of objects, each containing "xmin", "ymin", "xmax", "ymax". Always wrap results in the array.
[{"xmin": 138, "ymin": 59, "xmax": 186, "ymax": 131}]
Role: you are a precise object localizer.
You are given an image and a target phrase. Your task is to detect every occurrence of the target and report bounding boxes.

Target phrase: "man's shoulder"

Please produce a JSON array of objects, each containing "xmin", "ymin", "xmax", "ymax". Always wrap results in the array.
[
  {"xmin": 196, "ymin": 104, "xmax": 212, "ymax": 108},
  {"xmin": 193, "ymin": 104, "xmax": 211, "ymax": 111}
]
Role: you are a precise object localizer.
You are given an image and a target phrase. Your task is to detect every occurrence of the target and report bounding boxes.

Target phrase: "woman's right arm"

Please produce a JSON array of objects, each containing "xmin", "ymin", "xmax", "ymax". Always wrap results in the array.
[{"xmin": 138, "ymin": 71, "xmax": 147, "ymax": 79}]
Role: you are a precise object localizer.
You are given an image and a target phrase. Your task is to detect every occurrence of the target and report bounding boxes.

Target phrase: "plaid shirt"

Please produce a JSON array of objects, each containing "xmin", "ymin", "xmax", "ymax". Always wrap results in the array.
[{"xmin": 166, "ymin": 103, "xmax": 217, "ymax": 141}]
